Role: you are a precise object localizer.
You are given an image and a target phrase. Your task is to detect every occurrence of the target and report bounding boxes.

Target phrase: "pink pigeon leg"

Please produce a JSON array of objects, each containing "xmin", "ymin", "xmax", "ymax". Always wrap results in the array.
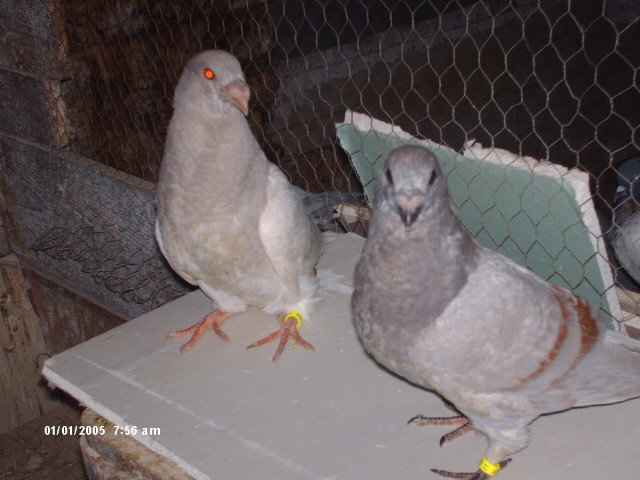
[
  {"xmin": 246, "ymin": 313, "xmax": 315, "ymax": 362},
  {"xmin": 168, "ymin": 309, "xmax": 234, "ymax": 352}
]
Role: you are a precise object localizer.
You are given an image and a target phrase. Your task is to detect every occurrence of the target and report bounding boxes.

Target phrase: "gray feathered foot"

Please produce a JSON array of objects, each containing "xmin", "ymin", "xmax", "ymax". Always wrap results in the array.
[
  {"xmin": 431, "ymin": 459, "xmax": 512, "ymax": 480},
  {"xmin": 246, "ymin": 314, "xmax": 315, "ymax": 362},
  {"xmin": 408, "ymin": 402, "xmax": 473, "ymax": 447}
]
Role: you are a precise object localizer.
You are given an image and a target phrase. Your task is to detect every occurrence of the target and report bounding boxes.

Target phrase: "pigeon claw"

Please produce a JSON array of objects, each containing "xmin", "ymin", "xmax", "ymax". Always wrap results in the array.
[
  {"xmin": 246, "ymin": 314, "xmax": 315, "ymax": 362},
  {"xmin": 431, "ymin": 459, "xmax": 511, "ymax": 480},
  {"xmin": 439, "ymin": 421, "xmax": 474, "ymax": 446},
  {"xmin": 408, "ymin": 414, "xmax": 472, "ymax": 447},
  {"xmin": 431, "ymin": 468, "xmax": 484, "ymax": 480},
  {"xmin": 407, "ymin": 414, "xmax": 467, "ymax": 427},
  {"xmin": 168, "ymin": 309, "xmax": 233, "ymax": 352},
  {"xmin": 408, "ymin": 402, "xmax": 473, "ymax": 447}
]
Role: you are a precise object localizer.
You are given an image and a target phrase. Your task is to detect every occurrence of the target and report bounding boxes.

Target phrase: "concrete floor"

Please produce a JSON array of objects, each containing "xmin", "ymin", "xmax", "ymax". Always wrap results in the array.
[{"xmin": 42, "ymin": 233, "xmax": 640, "ymax": 480}]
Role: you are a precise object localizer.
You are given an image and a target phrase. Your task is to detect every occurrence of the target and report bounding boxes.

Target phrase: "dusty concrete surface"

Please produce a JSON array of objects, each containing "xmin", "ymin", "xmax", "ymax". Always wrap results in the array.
[{"xmin": 0, "ymin": 397, "xmax": 87, "ymax": 480}]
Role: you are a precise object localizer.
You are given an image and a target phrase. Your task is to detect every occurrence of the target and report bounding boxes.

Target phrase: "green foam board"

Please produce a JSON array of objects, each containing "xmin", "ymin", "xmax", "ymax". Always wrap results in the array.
[{"xmin": 337, "ymin": 110, "xmax": 620, "ymax": 327}]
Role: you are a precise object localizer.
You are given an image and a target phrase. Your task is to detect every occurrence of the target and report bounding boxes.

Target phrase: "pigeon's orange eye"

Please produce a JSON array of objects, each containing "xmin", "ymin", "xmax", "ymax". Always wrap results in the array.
[{"xmin": 204, "ymin": 69, "xmax": 215, "ymax": 79}]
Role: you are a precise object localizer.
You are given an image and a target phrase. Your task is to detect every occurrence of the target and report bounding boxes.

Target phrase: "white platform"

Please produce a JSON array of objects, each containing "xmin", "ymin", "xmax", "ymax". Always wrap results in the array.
[{"xmin": 43, "ymin": 233, "xmax": 640, "ymax": 480}]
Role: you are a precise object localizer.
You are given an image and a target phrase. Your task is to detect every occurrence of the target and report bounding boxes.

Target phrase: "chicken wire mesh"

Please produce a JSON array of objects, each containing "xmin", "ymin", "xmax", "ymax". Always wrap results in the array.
[{"xmin": 16, "ymin": 0, "xmax": 640, "ymax": 328}]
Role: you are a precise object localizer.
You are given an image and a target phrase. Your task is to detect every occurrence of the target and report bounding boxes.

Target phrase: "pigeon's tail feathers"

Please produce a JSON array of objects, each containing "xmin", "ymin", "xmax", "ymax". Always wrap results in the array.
[
  {"xmin": 570, "ymin": 330, "xmax": 640, "ymax": 407},
  {"xmin": 293, "ymin": 272, "xmax": 322, "ymax": 318},
  {"xmin": 293, "ymin": 187, "xmax": 365, "ymax": 232},
  {"xmin": 528, "ymin": 285, "xmax": 639, "ymax": 410},
  {"xmin": 605, "ymin": 329, "xmax": 640, "ymax": 353},
  {"xmin": 603, "ymin": 331, "xmax": 640, "ymax": 400},
  {"xmin": 263, "ymin": 271, "xmax": 321, "ymax": 320}
]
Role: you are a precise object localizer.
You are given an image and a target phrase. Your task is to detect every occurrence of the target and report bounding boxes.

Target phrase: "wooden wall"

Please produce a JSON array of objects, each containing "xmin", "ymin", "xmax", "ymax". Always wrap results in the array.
[
  {"xmin": 0, "ymin": 0, "xmax": 185, "ymax": 430},
  {"xmin": 0, "ymin": 255, "xmax": 58, "ymax": 434},
  {"xmin": 0, "ymin": 137, "xmax": 192, "ymax": 318},
  {"xmin": 0, "ymin": 0, "xmax": 226, "ymax": 319},
  {"xmin": 58, "ymin": 0, "xmax": 278, "ymax": 183}
]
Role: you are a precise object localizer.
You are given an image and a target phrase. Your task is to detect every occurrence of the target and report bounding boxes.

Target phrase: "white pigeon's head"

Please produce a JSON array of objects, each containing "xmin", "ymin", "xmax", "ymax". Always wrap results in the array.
[
  {"xmin": 173, "ymin": 50, "xmax": 250, "ymax": 116},
  {"xmin": 377, "ymin": 145, "xmax": 447, "ymax": 230}
]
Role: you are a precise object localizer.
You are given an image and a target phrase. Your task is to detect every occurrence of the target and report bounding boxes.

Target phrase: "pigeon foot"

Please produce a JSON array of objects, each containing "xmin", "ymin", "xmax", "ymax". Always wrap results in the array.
[
  {"xmin": 246, "ymin": 312, "xmax": 315, "ymax": 361},
  {"xmin": 432, "ymin": 459, "xmax": 511, "ymax": 479},
  {"xmin": 408, "ymin": 402, "xmax": 473, "ymax": 446},
  {"xmin": 168, "ymin": 309, "xmax": 234, "ymax": 352}
]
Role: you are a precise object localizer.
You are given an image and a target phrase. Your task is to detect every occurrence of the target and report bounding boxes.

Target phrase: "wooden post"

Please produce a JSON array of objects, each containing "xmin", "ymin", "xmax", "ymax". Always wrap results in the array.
[{"xmin": 0, "ymin": 255, "xmax": 58, "ymax": 434}]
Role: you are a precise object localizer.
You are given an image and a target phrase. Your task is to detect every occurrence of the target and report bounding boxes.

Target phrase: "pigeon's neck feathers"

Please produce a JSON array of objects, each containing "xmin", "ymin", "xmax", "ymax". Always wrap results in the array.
[
  {"xmin": 371, "ymin": 194, "xmax": 476, "ymax": 264},
  {"xmin": 173, "ymin": 84, "xmax": 235, "ymax": 119},
  {"xmin": 364, "ymin": 196, "xmax": 479, "ymax": 330},
  {"xmin": 158, "ymin": 91, "xmax": 267, "ymax": 206},
  {"xmin": 165, "ymin": 95, "xmax": 259, "ymax": 169}
]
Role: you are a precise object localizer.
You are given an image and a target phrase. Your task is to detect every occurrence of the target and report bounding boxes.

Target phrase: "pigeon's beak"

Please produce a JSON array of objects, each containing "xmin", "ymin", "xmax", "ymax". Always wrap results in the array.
[
  {"xmin": 614, "ymin": 185, "xmax": 628, "ymax": 205},
  {"xmin": 223, "ymin": 80, "xmax": 250, "ymax": 116},
  {"xmin": 398, "ymin": 205, "xmax": 423, "ymax": 229},
  {"xmin": 397, "ymin": 194, "xmax": 425, "ymax": 229}
]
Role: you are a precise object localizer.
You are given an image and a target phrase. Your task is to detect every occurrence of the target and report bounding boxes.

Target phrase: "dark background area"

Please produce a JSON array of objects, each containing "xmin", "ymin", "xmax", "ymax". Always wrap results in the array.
[{"xmin": 267, "ymin": 0, "xmax": 480, "ymax": 63}]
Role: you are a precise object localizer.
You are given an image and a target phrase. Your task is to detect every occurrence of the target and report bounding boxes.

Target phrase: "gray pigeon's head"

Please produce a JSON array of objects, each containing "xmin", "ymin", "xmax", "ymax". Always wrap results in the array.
[
  {"xmin": 173, "ymin": 50, "xmax": 250, "ymax": 116},
  {"xmin": 615, "ymin": 157, "xmax": 640, "ymax": 204},
  {"xmin": 376, "ymin": 145, "xmax": 447, "ymax": 229}
]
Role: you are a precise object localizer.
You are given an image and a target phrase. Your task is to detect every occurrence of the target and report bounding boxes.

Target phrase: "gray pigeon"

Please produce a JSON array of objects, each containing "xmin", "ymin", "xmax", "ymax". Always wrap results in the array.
[
  {"xmin": 610, "ymin": 157, "xmax": 640, "ymax": 286},
  {"xmin": 155, "ymin": 50, "xmax": 323, "ymax": 361},
  {"xmin": 352, "ymin": 145, "xmax": 640, "ymax": 479}
]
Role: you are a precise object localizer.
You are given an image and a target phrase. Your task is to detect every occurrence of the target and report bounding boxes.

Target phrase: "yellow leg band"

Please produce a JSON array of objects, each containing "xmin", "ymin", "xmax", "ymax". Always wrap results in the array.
[
  {"xmin": 479, "ymin": 457, "xmax": 502, "ymax": 476},
  {"xmin": 284, "ymin": 311, "xmax": 303, "ymax": 328}
]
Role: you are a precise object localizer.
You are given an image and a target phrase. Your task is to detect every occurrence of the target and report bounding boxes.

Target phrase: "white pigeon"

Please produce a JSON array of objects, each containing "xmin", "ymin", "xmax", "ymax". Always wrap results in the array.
[{"xmin": 155, "ymin": 50, "xmax": 323, "ymax": 361}]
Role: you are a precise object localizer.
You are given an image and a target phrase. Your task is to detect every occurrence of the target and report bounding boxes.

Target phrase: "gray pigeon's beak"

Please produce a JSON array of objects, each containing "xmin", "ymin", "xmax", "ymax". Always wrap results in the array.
[
  {"xmin": 398, "ymin": 205, "xmax": 424, "ymax": 229},
  {"xmin": 614, "ymin": 185, "xmax": 628, "ymax": 205},
  {"xmin": 396, "ymin": 192, "xmax": 425, "ymax": 229},
  {"xmin": 223, "ymin": 80, "xmax": 250, "ymax": 116}
]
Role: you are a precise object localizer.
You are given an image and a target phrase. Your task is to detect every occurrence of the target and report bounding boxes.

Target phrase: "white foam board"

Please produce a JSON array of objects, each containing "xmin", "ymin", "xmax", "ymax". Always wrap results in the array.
[{"xmin": 43, "ymin": 233, "xmax": 640, "ymax": 480}]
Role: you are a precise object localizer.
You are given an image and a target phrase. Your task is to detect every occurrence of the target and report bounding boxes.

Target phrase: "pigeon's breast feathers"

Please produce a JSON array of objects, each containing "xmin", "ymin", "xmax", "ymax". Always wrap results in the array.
[{"xmin": 159, "ymin": 50, "xmax": 259, "ymax": 207}]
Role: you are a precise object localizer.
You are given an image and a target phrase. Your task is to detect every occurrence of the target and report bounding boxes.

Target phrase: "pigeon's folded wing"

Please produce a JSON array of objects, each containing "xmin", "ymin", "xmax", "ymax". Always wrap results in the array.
[{"xmin": 258, "ymin": 163, "xmax": 322, "ymax": 297}]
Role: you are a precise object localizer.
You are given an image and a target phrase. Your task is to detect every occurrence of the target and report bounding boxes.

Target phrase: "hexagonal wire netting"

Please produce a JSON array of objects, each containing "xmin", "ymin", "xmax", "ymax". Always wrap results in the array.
[{"xmin": 40, "ymin": 0, "xmax": 640, "ymax": 330}]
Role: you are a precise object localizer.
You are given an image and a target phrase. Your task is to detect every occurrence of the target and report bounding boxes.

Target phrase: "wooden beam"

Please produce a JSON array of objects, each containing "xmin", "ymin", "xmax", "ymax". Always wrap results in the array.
[
  {"xmin": 0, "ymin": 0, "xmax": 71, "ymax": 79},
  {"xmin": 23, "ymin": 268, "xmax": 125, "ymax": 355},
  {"xmin": 0, "ymin": 255, "xmax": 59, "ymax": 434},
  {"xmin": 0, "ymin": 135, "xmax": 192, "ymax": 319},
  {"xmin": 0, "ymin": 69, "xmax": 71, "ymax": 147}
]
